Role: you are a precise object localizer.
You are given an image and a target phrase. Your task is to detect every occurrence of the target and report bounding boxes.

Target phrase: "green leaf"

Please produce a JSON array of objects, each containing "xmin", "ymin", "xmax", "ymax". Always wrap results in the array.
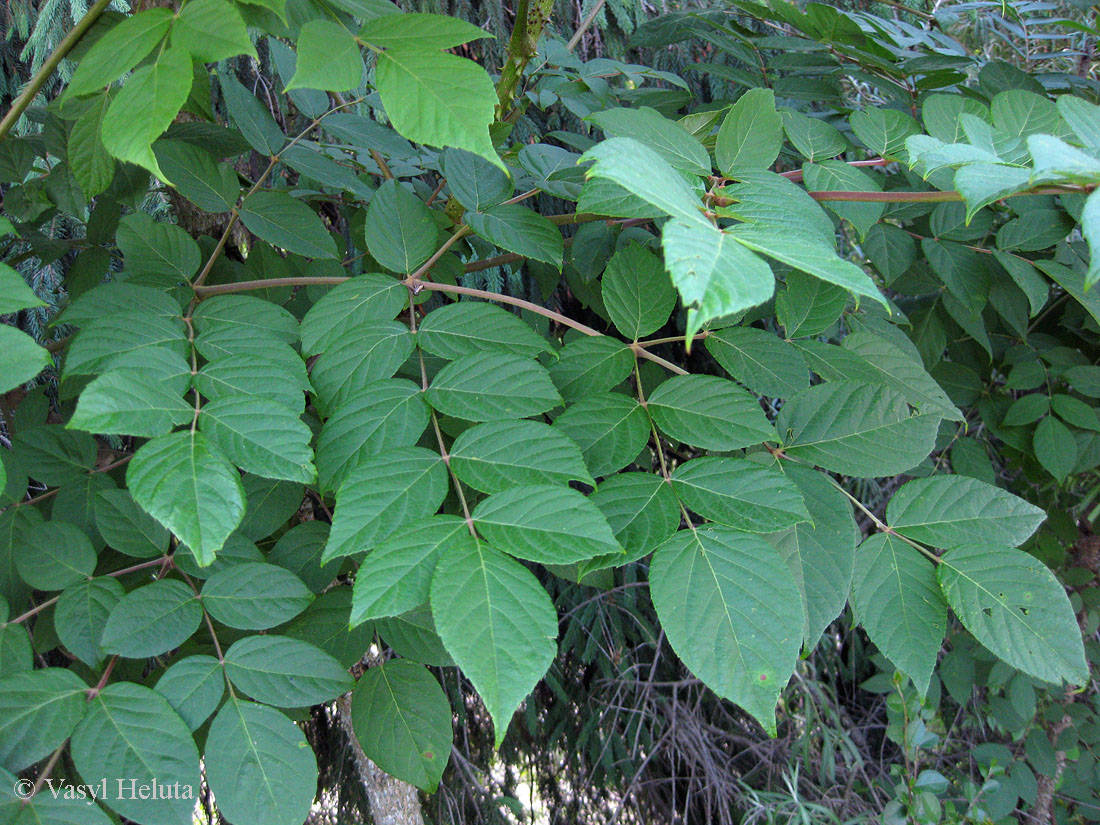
[
  {"xmin": 323, "ymin": 447, "xmax": 449, "ymax": 563},
  {"xmin": 315, "ymin": 379, "xmax": 429, "ymax": 493},
  {"xmin": 647, "ymin": 374, "xmax": 775, "ymax": 450},
  {"xmin": 54, "ymin": 577, "xmax": 123, "ymax": 668},
  {"xmin": 65, "ymin": 313, "xmax": 189, "ymax": 378},
  {"xmin": 777, "ymin": 381, "xmax": 940, "ymax": 477},
  {"xmin": 1058, "ymin": 94, "xmax": 1100, "ymax": 150},
  {"xmin": 602, "ymin": 243, "xmax": 676, "ymax": 340},
  {"xmin": 954, "ymin": 163, "xmax": 1033, "ymax": 220},
  {"xmin": 172, "ymin": 0, "xmax": 256, "ymax": 62},
  {"xmin": 465, "ymin": 205, "xmax": 564, "ymax": 268},
  {"xmin": 219, "ymin": 70, "xmax": 286, "ymax": 155},
  {"xmin": 671, "ymin": 456, "xmax": 810, "ymax": 533},
  {"xmin": 730, "ymin": 223, "xmax": 886, "ymax": 308},
  {"xmin": 374, "ymin": 47, "xmax": 499, "ymax": 168},
  {"xmin": 71, "ymin": 682, "xmax": 199, "ymax": 825},
  {"xmin": 587, "ymin": 106, "xmax": 711, "ymax": 175},
  {"xmin": 202, "ymin": 562, "xmax": 313, "ymax": 629},
  {"xmin": 781, "ymin": 110, "xmax": 847, "ymax": 162},
  {"xmin": 194, "ymin": 354, "xmax": 311, "ymax": 411},
  {"xmin": 1081, "ymin": 188, "xmax": 1100, "ymax": 290},
  {"xmin": 715, "ymin": 88, "xmax": 783, "ymax": 175},
  {"xmin": 0, "ymin": 263, "xmax": 44, "ymax": 314},
  {"xmin": 473, "ymin": 485, "xmax": 622, "ymax": 564},
  {"xmin": 0, "ymin": 668, "xmax": 88, "ymax": 772},
  {"xmin": 205, "ymin": 698, "xmax": 318, "ymax": 825},
  {"xmin": 299, "ymin": 274, "xmax": 406, "ymax": 356},
  {"xmin": 430, "ymin": 540, "xmax": 557, "ymax": 746},
  {"xmin": 66, "ymin": 9, "xmax": 174, "ymax": 98},
  {"xmin": 1033, "ymin": 415, "xmax": 1078, "ymax": 481},
  {"xmin": 1051, "ymin": 393, "xmax": 1100, "ymax": 430},
  {"xmin": 650, "ymin": 526, "xmax": 803, "ymax": 736},
  {"xmin": 769, "ymin": 464, "xmax": 857, "ymax": 650},
  {"xmin": 224, "ymin": 635, "xmax": 352, "ymax": 706},
  {"xmin": 717, "ymin": 169, "xmax": 836, "ymax": 247},
  {"xmin": 425, "ymin": 352, "xmax": 560, "ymax": 421},
  {"xmin": 938, "ymin": 545, "xmax": 1088, "ymax": 685},
  {"xmin": 661, "ymin": 219, "xmax": 775, "ymax": 338},
  {"xmin": 154, "ymin": 140, "xmax": 239, "ymax": 213},
  {"xmin": 849, "ymin": 107, "xmax": 919, "ymax": 157},
  {"xmin": 887, "ymin": 475, "xmax": 1045, "ymax": 548},
  {"xmin": 95, "ymin": 489, "xmax": 169, "ymax": 558},
  {"xmin": 361, "ymin": 12, "xmax": 492, "ymax": 49},
  {"xmin": 117, "ymin": 212, "xmax": 201, "ymax": 281},
  {"xmin": 863, "ymin": 223, "xmax": 916, "ymax": 283},
  {"xmin": 0, "ymin": 326, "xmax": 51, "ymax": 394},
  {"xmin": 0, "ymin": 620, "xmax": 29, "ymax": 677},
  {"xmin": 364, "ymin": 179, "xmax": 437, "ymax": 274},
  {"xmin": 268, "ymin": 521, "xmax": 339, "ymax": 594},
  {"xmin": 154, "ymin": 655, "xmax": 224, "ymax": 731},
  {"xmin": 450, "ymin": 419, "xmax": 593, "ymax": 493},
  {"xmin": 69, "ymin": 369, "xmax": 192, "ymax": 437},
  {"xmin": 310, "ymin": 321, "xmax": 416, "ymax": 415},
  {"xmin": 548, "ymin": 336, "xmax": 633, "ymax": 402},
  {"xmin": 352, "ymin": 516, "xmax": 473, "ymax": 623},
  {"xmin": 580, "ymin": 137, "xmax": 706, "ymax": 226},
  {"xmin": 282, "ymin": 589, "xmax": 374, "ymax": 668},
  {"xmin": 800, "ymin": 333, "xmax": 962, "ymax": 421},
  {"xmin": 199, "ymin": 396, "xmax": 316, "ymax": 484},
  {"xmin": 1035, "ymin": 259, "xmax": 1100, "ymax": 329},
  {"xmin": 12, "ymin": 427, "xmax": 96, "ymax": 486},
  {"xmin": 552, "ymin": 392, "xmax": 650, "ymax": 478},
  {"xmin": 583, "ymin": 472, "xmax": 679, "ymax": 572},
  {"xmin": 101, "ymin": 47, "xmax": 193, "ymax": 179},
  {"xmin": 705, "ymin": 326, "xmax": 809, "ymax": 397},
  {"xmin": 377, "ymin": 603, "xmax": 453, "ymax": 666},
  {"xmin": 101, "ymin": 579, "xmax": 202, "ymax": 658},
  {"xmin": 441, "ymin": 147, "xmax": 513, "ymax": 211},
  {"xmin": 68, "ymin": 96, "xmax": 114, "ymax": 198},
  {"xmin": 351, "ymin": 660, "xmax": 453, "ymax": 791},
  {"xmin": 417, "ymin": 301, "xmax": 550, "ymax": 360},
  {"xmin": 851, "ymin": 533, "xmax": 946, "ymax": 696},
  {"xmin": 239, "ymin": 191, "xmax": 338, "ymax": 259},
  {"xmin": 16, "ymin": 521, "xmax": 96, "ymax": 591},
  {"xmin": 126, "ymin": 431, "xmax": 245, "ymax": 566},
  {"xmin": 802, "ymin": 160, "xmax": 884, "ymax": 241},
  {"xmin": 288, "ymin": 20, "xmax": 361, "ymax": 91}
]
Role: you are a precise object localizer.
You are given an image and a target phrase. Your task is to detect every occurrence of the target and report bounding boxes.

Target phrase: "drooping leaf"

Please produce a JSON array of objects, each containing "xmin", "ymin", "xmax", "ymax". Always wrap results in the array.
[
  {"xmin": 323, "ymin": 447, "xmax": 449, "ymax": 562},
  {"xmin": 352, "ymin": 516, "xmax": 474, "ymax": 623},
  {"xmin": 0, "ymin": 668, "xmax": 88, "ymax": 772},
  {"xmin": 777, "ymin": 381, "xmax": 940, "ymax": 477},
  {"xmin": 552, "ymin": 392, "xmax": 650, "ymax": 478},
  {"xmin": 705, "ymin": 326, "xmax": 809, "ymax": 397},
  {"xmin": 650, "ymin": 526, "xmax": 803, "ymax": 736},
  {"xmin": 126, "ymin": 431, "xmax": 246, "ymax": 566},
  {"xmin": 601, "ymin": 243, "xmax": 676, "ymax": 340},
  {"xmin": 374, "ymin": 47, "xmax": 499, "ymax": 168},
  {"xmin": 350, "ymin": 660, "xmax": 453, "ymax": 790},
  {"xmin": 205, "ymin": 698, "xmax": 318, "ymax": 825},
  {"xmin": 238, "ymin": 191, "xmax": 338, "ymax": 259},
  {"xmin": 70, "ymin": 682, "xmax": 200, "ymax": 825},
  {"xmin": 852, "ymin": 533, "xmax": 946, "ymax": 696},
  {"xmin": 430, "ymin": 540, "xmax": 557, "ymax": 746},
  {"xmin": 938, "ymin": 545, "xmax": 1088, "ymax": 685}
]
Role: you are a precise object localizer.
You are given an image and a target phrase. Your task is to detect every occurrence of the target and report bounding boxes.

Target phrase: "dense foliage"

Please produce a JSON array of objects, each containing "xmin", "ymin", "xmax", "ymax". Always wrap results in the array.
[{"xmin": 1, "ymin": 0, "xmax": 1099, "ymax": 823}]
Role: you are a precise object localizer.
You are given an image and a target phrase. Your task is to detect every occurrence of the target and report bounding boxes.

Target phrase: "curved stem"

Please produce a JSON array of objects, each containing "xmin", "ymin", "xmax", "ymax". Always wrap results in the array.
[{"xmin": 0, "ymin": 0, "xmax": 113, "ymax": 140}]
